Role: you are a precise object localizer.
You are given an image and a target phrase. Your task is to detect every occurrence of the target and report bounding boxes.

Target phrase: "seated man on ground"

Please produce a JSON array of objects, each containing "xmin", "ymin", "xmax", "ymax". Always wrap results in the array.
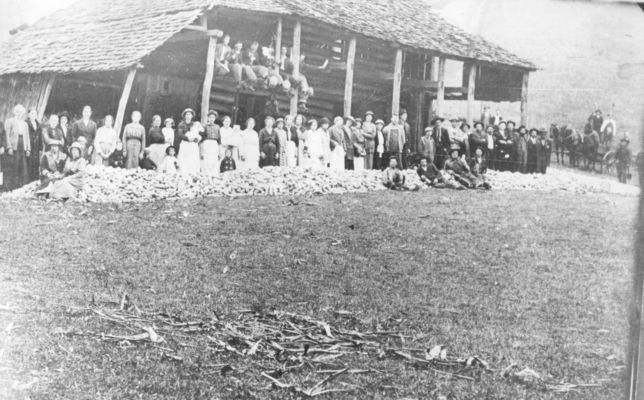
[
  {"xmin": 444, "ymin": 145, "xmax": 485, "ymax": 189},
  {"xmin": 37, "ymin": 141, "xmax": 67, "ymax": 195},
  {"xmin": 383, "ymin": 156, "xmax": 419, "ymax": 191},
  {"xmin": 417, "ymin": 157, "xmax": 444, "ymax": 188},
  {"xmin": 468, "ymin": 147, "xmax": 491, "ymax": 190}
]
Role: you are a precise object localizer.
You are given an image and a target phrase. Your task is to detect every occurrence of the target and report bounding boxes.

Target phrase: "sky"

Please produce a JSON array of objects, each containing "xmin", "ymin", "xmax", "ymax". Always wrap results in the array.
[{"xmin": 0, "ymin": 0, "xmax": 75, "ymax": 40}]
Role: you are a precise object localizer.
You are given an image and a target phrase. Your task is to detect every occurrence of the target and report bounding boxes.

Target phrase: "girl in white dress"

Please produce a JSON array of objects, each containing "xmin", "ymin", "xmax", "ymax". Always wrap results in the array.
[
  {"xmin": 176, "ymin": 108, "xmax": 203, "ymax": 175},
  {"xmin": 219, "ymin": 116, "xmax": 241, "ymax": 163},
  {"xmin": 239, "ymin": 118, "xmax": 260, "ymax": 170},
  {"xmin": 302, "ymin": 119, "xmax": 325, "ymax": 169}
]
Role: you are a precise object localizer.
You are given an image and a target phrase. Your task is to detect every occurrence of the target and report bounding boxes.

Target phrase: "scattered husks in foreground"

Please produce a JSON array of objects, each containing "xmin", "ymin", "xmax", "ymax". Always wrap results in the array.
[
  {"xmin": 63, "ymin": 305, "xmax": 599, "ymax": 396},
  {"xmin": 1, "ymin": 165, "xmax": 637, "ymax": 203}
]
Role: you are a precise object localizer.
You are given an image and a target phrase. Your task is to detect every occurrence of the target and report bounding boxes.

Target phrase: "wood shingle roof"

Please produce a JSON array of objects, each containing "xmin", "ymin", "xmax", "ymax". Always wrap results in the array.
[{"xmin": 0, "ymin": 0, "xmax": 535, "ymax": 76}]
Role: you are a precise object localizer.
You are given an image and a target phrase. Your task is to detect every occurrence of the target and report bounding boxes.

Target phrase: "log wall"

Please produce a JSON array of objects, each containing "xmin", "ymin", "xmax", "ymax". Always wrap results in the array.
[{"xmin": 0, "ymin": 73, "xmax": 48, "ymax": 123}]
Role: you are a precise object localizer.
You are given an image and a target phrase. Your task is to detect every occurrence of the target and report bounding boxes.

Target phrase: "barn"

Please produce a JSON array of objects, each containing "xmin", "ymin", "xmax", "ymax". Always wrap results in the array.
[{"xmin": 0, "ymin": 0, "xmax": 536, "ymax": 150}]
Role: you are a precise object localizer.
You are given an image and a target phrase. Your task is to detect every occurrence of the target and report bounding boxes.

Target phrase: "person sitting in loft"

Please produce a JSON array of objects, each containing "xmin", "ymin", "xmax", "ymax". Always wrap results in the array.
[
  {"xmin": 278, "ymin": 46, "xmax": 326, "ymax": 112},
  {"xmin": 228, "ymin": 41, "xmax": 258, "ymax": 90}
]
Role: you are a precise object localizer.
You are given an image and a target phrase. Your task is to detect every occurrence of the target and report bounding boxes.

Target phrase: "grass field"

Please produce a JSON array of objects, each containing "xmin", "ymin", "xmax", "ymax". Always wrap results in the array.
[{"xmin": 0, "ymin": 189, "xmax": 636, "ymax": 399}]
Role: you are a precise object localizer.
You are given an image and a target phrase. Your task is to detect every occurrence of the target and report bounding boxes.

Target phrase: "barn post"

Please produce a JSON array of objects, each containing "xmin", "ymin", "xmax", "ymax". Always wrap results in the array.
[
  {"xmin": 435, "ymin": 56, "xmax": 446, "ymax": 117},
  {"xmin": 289, "ymin": 19, "xmax": 301, "ymax": 116},
  {"xmin": 520, "ymin": 70, "xmax": 529, "ymax": 126},
  {"xmin": 37, "ymin": 73, "xmax": 56, "ymax": 120},
  {"xmin": 201, "ymin": 29, "xmax": 223, "ymax": 120},
  {"xmin": 343, "ymin": 36, "xmax": 357, "ymax": 117},
  {"xmin": 466, "ymin": 63, "xmax": 477, "ymax": 125},
  {"xmin": 391, "ymin": 48, "xmax": 403, "ymax": 117},
  {"xmin": 115, "ymin": 68, "xmax": 137, "ymax": 139},
  {"xmin": 274, "ymin": 18, "xmax": 283, "ymax": 61}
]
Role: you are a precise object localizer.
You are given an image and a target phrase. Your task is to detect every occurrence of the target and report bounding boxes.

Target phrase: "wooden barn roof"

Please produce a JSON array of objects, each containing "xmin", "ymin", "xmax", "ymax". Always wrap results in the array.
[{"xmin": 0, "ymin": 0, "xmax": 536, "ymax": 76}]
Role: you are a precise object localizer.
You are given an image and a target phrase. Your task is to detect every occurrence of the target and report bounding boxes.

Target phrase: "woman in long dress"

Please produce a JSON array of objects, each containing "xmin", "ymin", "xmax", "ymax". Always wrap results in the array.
[
  {"xmin": 351, "ymin": 118, "xmax": 366, "ymax": 171},
  {"xmin": 219, "ymin": 115, "xmax": 240, "ymax": 163},
  {"xmin": 293, "ymin": 114, "xmax": 305, "ymax": 166},
  {"xmin": 176, "ymin": 108, "xmax": 203, "ymax": 175},
  {"xmin": 200, "ymin": 110, "xmax": 220, "ymax": 174},
  {"xmin": 146, "ymin": 115, "xmax": 167, "ymax": 168},
  {"xmin": 259, "ymin": 116, "xmax": 279, "ymax": 167},
  {"xmin": 123, "ymin": 111, "xmax": 146, "ymax": 169},
  {"xmin": 3, "ymin": 104, "xmax": 31, "ymax": 190},
  {"xmin": 275, "ymin": 118, "xmax": 288, "ymax": 167},
  {"xmin": 239, "ymin": 118, "xmax": 259, "ymax": 170},
  {"xmin": 93, "ymin": 115, "xmax": 118, "ymax": 166},
  {"xmin": 302, "ymin": 119, "xmax": 325, "ymax": 169}
]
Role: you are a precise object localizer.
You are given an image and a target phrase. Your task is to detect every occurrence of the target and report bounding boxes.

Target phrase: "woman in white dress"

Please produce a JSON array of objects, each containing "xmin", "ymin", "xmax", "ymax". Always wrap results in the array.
[
  {"xmin": 302, "ymin": 119, "xmax": 325, "ymax": 169},
  {"xmin": 93, "ymin": 115, "xmax": 118, "ymax": 166},
  {"xmin": 176, "ymin": 108, "xmax": 203, "ymax": 175},
  {"xmin": 239, "ymin": 118, "xmax": 260, "ymax": 170},
  {"xmin": 219, "ymin": 115, "xmax": 240, "ymax": 163}
]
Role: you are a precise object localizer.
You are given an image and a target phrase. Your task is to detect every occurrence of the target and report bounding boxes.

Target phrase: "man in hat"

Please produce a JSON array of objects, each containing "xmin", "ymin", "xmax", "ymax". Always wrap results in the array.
[
  {"xmin": 431, "ymin": 117, "xmax": 450, "ymax": 169},
  {"xmin": 616, "ymin": 135, "xmax": 632, "ymax": 183},
  {"xmin": 480, "ymin": 105, "xmax": 492, "ymax": 128},
  {"xmin": 419, "ymin": 126, "xmax": 435, "ymax": 165},
  {"xmin": 38, "ymin": 141, "xmax": 66, "ymax": 187},
  {"xmin": 374, "ymin": 119, "xmax": 385, "ymax": 170},
  {"xmin": 469, "ymin": 121, "xmax": 487, "ymax": 155},
  {"xmin": 468, "ymin": 147, "xmax": 491, "ymax": 189},
  {"xmin": 71, "ymin": 105, "xmax": 96, "ymax": 157},
  {"xmin": 444, "ymin": 144, "xmax": 481, "ymax": 189},
  {"xmin": 215, "ymin": 34, "xmax": 232, "ymax": 76},
  {"xmin": 399, "ymin": 109, "xmax": 411, "ymax": 167},
  {"xmin": 588, "ymin": 109, "xmax": 603, "ymax": 135},
  {"xmin": 362, "ymin": 111, "xmax": 376, "ymax": 169},
  {"xmin": 229, "ymin": 41, "xmax": 258, "ymax": 90},
  {"xmin": 536, "ymin": 128, "xmax": 552, "ymax": 174},
  {"xmin": 383, "ymin": 114, "xmax": 405, "ymax": 168},
  {"xmin": 417, "ymin": 156, "xmax": 444, "ymax": 188}
]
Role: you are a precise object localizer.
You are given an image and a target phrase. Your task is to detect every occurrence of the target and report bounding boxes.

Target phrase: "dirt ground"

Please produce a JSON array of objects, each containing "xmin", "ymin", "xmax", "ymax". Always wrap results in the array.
[{"xmin": 0, "ymin": 189, "xmax": 636, "ymax": 399}]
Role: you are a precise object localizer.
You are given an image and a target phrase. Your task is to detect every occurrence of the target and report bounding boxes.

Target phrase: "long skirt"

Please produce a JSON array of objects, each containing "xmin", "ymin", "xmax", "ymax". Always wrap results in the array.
[
  {"xmin": 4, "ymin": 137, "xmax": 29, "ymax": 190},
  {"xmin": 279, "ymin": 144, "xmax": 288, "ymax": 167},
  {"xmin": 261, "ymin": 144, "xmax": 278, "ymax": 168},
  {"xmin": 178, "ymin": 142, "xmax": 201, "ymax": 175},
  {"xmin": 286, "ymin": 141, "xmax": 297, "ymax": 167},
  {"xmin": 353, "ymin": 156, "xmax": 364, "ymax": 171},
  {"xmin": 238, "ymin": 148, "xmax": 259, "ymax": 171},
  {"xmin": 94, "ymin": 143, "xmax": 113, "ymax": 166},
  {"xmin": 329, "ymin": 147, "xmax": 345, "ymax": 171},
  {"xmin": 125, "ymin": 139, "xmax": 142, "ymax": 169},
  {"xmin": 147, "ymin": 143, "xmax": 168, "ymax": 170},
  {"xmin": 365, "ymin": 150, "xmax": 374, "ymax": 169},
  {"xmin": 200, "ymin": 140, "xmax": 220, "ymax": 175}
]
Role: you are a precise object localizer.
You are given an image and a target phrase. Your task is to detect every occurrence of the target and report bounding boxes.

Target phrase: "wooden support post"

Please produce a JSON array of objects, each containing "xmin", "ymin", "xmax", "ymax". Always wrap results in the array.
[
  {"xmin": 466, "ymin": 63, "xmax": 477, "ymax": 125},
  {"xmin": 435, "ymin": 56, "xmax": 446, "ymax": 117},
  {"xmin": 115, "ymin": 68, "xmax": 137, "ymax": 140},
  {"xmin": 414, "ymin": 90, "xmax": 424, "ymax": 152},
  {"xmin": 520, "ymin": 71, "xmax": 529, "ymax": 126},
  {"xmin": 201, "ymin": 31, "xmax": 221, "ymax": 120},
  {"xmin": 391, "ymin": 48, "xmax": 403, "ymax": 117},
  {"xmin": 344, "ymin": 36, "xmax": 357, "ymax": 117},
  {"xmin": 275, "ymin": 18, "xmax": 283, "ymax": 61},
  {"xmin": 37, "ymin": 73, "xmax": 56, "ymax": 120},
  {"xmin": 289, "ymin": 20, "xmax": 302, "ymax": 116}
]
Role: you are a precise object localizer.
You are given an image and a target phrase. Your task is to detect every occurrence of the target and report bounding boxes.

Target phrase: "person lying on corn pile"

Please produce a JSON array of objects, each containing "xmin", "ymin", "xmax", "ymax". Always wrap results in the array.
[
  {"xmin": 382, "ymin": 156, "xmax": 419, "ymax": 191},
  {"xmin": 444, "ymin": 144, "xmax": 489, "ymax": 190}
]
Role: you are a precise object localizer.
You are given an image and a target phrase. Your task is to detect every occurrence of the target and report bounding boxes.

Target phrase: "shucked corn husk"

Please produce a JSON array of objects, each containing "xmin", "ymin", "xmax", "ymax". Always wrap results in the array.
[{"xmin": 1, "ymin": 165, "xmax": 638, "ymax": 203}]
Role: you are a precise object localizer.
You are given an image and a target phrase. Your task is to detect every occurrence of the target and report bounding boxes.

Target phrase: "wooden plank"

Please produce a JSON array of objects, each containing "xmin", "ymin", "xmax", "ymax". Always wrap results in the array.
[
  {"xmin": 520, "ymin": 71, "xmax": 529, "ymax": 126},
  {"xmin": 401, "ymin": 79, "xmax": 438, "ymax": 91},
  {"xmin": 289, "ymin": 20, "xmax": 301, "ymax": 116},
  {"xmin": 275, "ymin": 17, "xmax": 283, "ymax": 61},
  {"xmin": 391, "ymin": 48, "xmax": 403, "ymax": 117},
  {"xmin": 201, "ymin": 34, "xmax": 218, "ymax": 120},
  {"xmin": 344, "ymin": 36, "xmax": 357, "ymax": 117},
  {"xmin": 466, "ymin": 63, "xmax": 477, "ymax": 125},
  {"xmin": 115, "ymin": 68, "xmax": 137, "ymax": 140},
  {"xmin": 435, "ymin": 56, "xmax": 446, "ymax": 117}
]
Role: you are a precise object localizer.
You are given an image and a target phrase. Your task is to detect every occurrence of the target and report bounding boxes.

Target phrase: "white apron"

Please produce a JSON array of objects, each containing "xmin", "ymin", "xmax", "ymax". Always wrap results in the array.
[
  {"xmin": 178, "ymin": 142, "xmax": 200, "ymax": 175},
  {"xmin": 329, "ymin": 147, "xmax": 345, "ymax": 171},
  {"xmin": 200, "ymin": 140, "xmax": 220, "ymax": 175}
]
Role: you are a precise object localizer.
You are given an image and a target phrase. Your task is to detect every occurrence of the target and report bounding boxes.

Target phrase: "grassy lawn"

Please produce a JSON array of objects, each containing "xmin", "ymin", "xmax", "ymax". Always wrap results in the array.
[{"xmin": 0, "ymin": 189, "xmax": 635, "ymax": 399}]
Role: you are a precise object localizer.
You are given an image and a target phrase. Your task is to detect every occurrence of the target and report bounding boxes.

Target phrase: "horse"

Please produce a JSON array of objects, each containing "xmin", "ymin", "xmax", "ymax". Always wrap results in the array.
[
  {"xmin": 550, "ymin": 123, "xmax": 566, "ymax": 164},
  {"xmin": 582, "ymin": 130, "xmax": 600, "ymax": 171},
  {"xmin": 563, "ymin": 128, "xmax": 583, "ymax": 168}
]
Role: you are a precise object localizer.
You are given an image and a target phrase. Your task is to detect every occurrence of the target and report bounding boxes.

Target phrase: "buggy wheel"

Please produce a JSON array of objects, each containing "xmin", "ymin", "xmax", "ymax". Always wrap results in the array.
[{"xmin": 602, "ymin": 151, "xmax": 616, "ymax": 175}]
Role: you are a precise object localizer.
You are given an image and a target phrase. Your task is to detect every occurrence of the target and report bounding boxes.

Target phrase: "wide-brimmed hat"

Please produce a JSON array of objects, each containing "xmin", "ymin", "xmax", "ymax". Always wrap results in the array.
[
  {"xmin": 506, "ymin": 120, "xmax": 516, "ymax": 126},
  {"xmin": 164, "ymin": 117, "xmax": 174, "ymax": 126},
  {"xmin": 365, "ymin": 110, "xmax": 374, "ymax": 116},
  {"xmin": 345, "ymin": 116, "xmax": 355, "ymax": 123},
  {"xmin": 424, "ymin": 126, "xmax": 432, "ymax": 132},
  {"xmin": 320, "ymin": 117, "xmax": 330, "ymax": 125},
  {"xmin": 47, "ymin": 141, "xmax": 62, "ymax": 150},
  {"xmin": 207, "ymin": 109, "xmax": 218, "ymax": 118},
  {"xmin": 69, "ymin": 142, "xmax": 83, "ymax": 152},
  {"xmin": 375, "ymin": 119, "xmax": 385, "ymax": 125},
  {"xmin": 181, "ymin": 108, "xmax": 195, "ymax": 118},
  {"xmin": 473, "ymin": 121, "xmax": 484, "ymax": 128},
  {"xmin": 430, "ymin": 117, "xmax": 444, "ymax": 125},
  {"xmin": 275, "ymin": 117, "xmax": 284, "ymax": 124},
  {"xmin": 354, "ymin": 117, "xmax": 362, "ymax": 123}
]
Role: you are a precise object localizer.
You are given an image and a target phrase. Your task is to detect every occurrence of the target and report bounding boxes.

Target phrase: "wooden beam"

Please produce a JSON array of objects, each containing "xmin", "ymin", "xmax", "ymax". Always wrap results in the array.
[
  {"xmin": 37, "ymin": 73, "xmax": 56, "ymax": 120},
  {"xmin": 466, "ymin": 63, "xmax": 477, "ymax": 125},
  {"xmin": 391, "ymin": 48, "xmax": 403, "ymax": 116},
  {"xmin": 115, "ymin": 68, "xmax": 137, "ymax": 140},
  {"xmin": 344, "ymin": 36, "xmax": 357, "ymax": 117},
  {"xmin": 520, "ymin": 71, "xmax": 529, "ymax": 126},
  {"xmin": 289, "ymin": 20, "xmax": 301, "ymax": 116},
  {"xmin": 435, "ymin": 56, "xmax": 446, "ymax": 117},
  {"xmin": 275, "ymin": 18, "xmax": 283, "ymax": 61},
  {"xmin": 201, "ymin": 34, "xmax": 218, "ymax": 120}
]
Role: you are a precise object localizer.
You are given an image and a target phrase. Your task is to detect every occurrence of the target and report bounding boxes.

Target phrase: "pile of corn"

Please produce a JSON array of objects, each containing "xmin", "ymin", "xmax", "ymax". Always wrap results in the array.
[{"xmin": 1, "ymin": 165, "xmax": 637, "ymax": 203}]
